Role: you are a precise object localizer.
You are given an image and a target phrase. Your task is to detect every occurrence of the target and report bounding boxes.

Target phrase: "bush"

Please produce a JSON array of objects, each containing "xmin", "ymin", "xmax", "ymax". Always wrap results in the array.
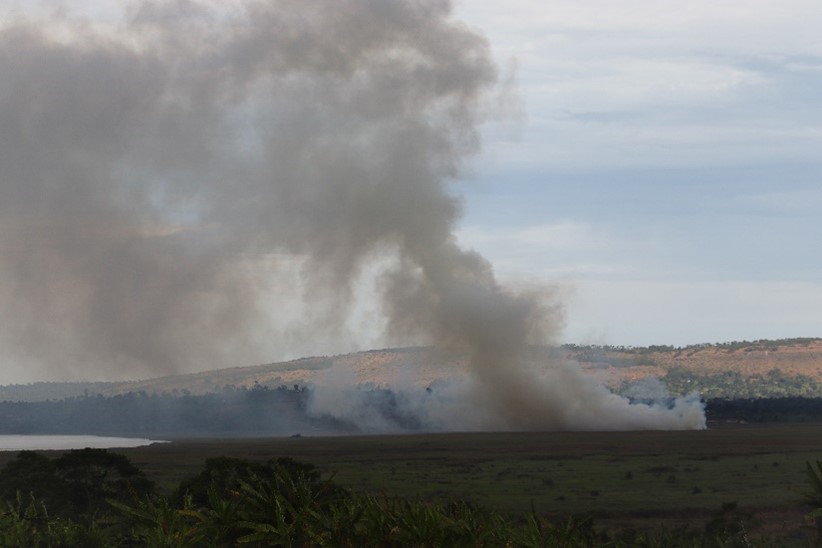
[{"xmin": 0, "ymin": 449, "xmax": 153, "ymax": 520}]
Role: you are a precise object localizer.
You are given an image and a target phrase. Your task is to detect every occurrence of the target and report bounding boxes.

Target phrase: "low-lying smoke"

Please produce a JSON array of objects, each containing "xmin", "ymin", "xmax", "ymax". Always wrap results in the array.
[
  {"xmin": 307, "ymin": 356, "xmax": 705, "ymax": 432},
  {"xmin": 0, "ymin": 0, "xmax": 704, "ymax": 430}
]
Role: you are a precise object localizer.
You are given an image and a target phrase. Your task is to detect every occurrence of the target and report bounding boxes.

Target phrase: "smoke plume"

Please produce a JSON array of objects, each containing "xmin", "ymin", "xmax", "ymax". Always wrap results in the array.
[{"xmin": 0, "ymin": 0, "xmax": 704, "ymax": 430}]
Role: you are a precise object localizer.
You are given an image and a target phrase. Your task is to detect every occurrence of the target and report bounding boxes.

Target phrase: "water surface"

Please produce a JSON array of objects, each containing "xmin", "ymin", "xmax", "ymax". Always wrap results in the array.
[{"xmin": 0, "ymin": 435, "xmax": 164, "ymax": 451}]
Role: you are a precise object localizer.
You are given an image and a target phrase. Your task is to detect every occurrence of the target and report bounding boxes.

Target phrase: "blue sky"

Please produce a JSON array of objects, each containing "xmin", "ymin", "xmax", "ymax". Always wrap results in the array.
[{"xmin": 451, "ymin": 0, "xmax": 822, "ymax": 346}]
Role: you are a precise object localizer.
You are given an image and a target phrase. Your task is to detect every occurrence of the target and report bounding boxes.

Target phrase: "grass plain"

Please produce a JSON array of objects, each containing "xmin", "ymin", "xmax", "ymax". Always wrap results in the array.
[
  {"xmin": 2, "ymin": 422, "xmax": 820, "ymax": 542},
  {"xmin": 101, "ymin": 423, "xmax": 822, "ymax": 539}
]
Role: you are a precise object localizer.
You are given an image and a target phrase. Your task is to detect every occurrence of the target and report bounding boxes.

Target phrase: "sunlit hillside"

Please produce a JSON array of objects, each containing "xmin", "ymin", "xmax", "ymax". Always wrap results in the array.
[{"xmin": 0, "ymin": 339, "xmax": 819, "ymax": 402}]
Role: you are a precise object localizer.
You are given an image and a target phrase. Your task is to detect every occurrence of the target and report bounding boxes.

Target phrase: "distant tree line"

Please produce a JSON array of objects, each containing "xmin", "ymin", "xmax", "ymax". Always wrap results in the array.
[
  {"xmin": 563, "ymin": 337, "xmax": 821, "ymax": 354},
  {"xmin": 0, "ymin": 383, "xmax": 820, "ymax": 438},
  {"xmin": 705, "ymin": 397, "xmax": 822, "ymax": 423},
  {"xmin": 0, "ymin": 381, "xmax": 119, "ymax": 403},
  {"xmin": 657, "ymin": 367, "xmax": 822, "ymax": 399},
  {"xmin": 0, "ymin": 384, "xmax": 424, "ymax": 437},
  {"xmin": 0, "ymin": 385, "xmax": 319, "ymax": 437}
]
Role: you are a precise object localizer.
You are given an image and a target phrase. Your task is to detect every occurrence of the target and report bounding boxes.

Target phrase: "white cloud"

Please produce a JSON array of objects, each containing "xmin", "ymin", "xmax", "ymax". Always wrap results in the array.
[
  {"xmin": 785, "ymin": 61, "xmax": 822, "ymax": 72},
  {"xmin": 458, "ymin": 0, "xmax": 822, "ymax": 54},
  {"xmin": 457, "ymin": 220, "xmax": 606, "ymax": 249},
  {"xmin": 564, "ymin": 280, "xmax": 822, "ymax": 346},
  {"xmin": 529, "ymin": 59, "xmax": 767, "ymax": 113},
  {"xmin": 1, "ymin": 0, "xmax": 123, "ymax": 22},
  {"xmin": 458, "ymin": 0, "xmax": 822, "ymax": 172},
  {"xmin": 455, "ymin": 220, "xmax": 642, "ymax": 281},
  {"xmin": 737, "ymin": 189, "xmax": 822, "ymax": 215}
]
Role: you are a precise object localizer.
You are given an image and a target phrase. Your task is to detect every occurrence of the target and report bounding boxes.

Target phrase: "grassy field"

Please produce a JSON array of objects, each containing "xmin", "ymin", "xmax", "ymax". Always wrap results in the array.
[
  {"xmin": 105, "ymin": 424, "xmax": 821, "ymax": 535},
  {"xmin": 3, "ymin": 423, "xmax": 821, "ymax": 542}
]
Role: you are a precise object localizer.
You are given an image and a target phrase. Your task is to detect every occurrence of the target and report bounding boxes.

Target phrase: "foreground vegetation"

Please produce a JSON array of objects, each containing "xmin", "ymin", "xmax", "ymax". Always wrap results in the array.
[
  {"xmin": 1, "ymin": 447, "xmax": 821, "ymax": 546},
  {"xmin": 0, "ymin": 425, "xmax": 821, "ymax": 546}
]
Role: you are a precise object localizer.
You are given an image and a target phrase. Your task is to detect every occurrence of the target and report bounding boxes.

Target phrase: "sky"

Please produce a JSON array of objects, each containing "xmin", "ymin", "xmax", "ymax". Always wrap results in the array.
[
  {"xmin": 0, "ymin": 0, "xmax": 820, "ymax": 386},
  {"xmin": 452, "ymin": 0, "xmax": 822, "ymax": 346}
]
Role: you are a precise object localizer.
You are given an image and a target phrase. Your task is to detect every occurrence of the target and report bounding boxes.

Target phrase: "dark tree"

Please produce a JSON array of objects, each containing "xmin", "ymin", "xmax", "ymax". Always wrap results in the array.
[{"xmin": 0, "ymin": 448, "xmax": 154, "ymax": 519}]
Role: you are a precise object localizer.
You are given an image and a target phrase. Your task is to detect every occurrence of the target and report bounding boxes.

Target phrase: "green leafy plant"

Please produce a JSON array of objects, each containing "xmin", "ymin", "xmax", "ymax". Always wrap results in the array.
[{"xmin": 806, "ymin": 460, "xmax": 822, "ymax": 507}]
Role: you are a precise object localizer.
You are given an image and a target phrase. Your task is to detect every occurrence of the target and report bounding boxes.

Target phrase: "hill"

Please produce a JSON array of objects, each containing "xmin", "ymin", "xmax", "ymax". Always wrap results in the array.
[
  {"xmin": 1, "ymin": 338, "xmax": 820, "ymax": 402},
  {"xmin": 566, "ymin": 337, "xmax": 822, "ymax": 384}
]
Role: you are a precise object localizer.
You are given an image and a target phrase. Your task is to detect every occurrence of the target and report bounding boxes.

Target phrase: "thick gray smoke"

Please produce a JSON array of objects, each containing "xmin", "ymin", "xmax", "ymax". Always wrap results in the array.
[{"xmin": 0, "ymin": 0, "xmax": 704, "ymax": 430}]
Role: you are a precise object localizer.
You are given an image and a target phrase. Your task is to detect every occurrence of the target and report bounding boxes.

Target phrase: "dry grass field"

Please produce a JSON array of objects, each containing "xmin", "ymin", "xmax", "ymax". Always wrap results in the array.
[
  {"xmin": 132, "ymin": 339, "xmax": 822, "ymax": 393},
  {"xmin": 571, "ymin": 339, "xmax": 822, "ymax": 387}
]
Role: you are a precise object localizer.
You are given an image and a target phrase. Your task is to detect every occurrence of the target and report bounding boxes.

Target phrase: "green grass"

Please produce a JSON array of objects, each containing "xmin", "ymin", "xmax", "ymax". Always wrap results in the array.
[
  {"xmin": 256, "ymin": 443, "xmax": 813, "ymax": 518},
  {"xmin": 6, "ymin": 423, "xmax": 819, "ymax": 542},
  {"xmin": 103, "ymin": 424, "xmax": 822, "ymax": 515}
]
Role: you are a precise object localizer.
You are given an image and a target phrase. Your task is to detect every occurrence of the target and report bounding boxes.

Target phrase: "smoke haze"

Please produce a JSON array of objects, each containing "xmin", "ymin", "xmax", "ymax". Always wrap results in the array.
[{"xmin": 0, "ymin": 0, "xmax": 704, "ymax": 430}]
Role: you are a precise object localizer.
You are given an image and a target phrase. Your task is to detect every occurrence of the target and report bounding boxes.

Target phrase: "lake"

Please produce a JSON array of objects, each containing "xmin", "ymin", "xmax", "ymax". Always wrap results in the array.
[{"xmin": 0, "ymin": 435, "xmax": 165, "ymax": 451}]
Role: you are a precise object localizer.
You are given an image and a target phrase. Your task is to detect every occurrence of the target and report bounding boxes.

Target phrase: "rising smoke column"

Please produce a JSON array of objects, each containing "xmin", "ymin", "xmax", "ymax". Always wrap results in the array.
[{"xmin": 0, "ymin": 0, "xmax": 704, "ymax": 429}]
